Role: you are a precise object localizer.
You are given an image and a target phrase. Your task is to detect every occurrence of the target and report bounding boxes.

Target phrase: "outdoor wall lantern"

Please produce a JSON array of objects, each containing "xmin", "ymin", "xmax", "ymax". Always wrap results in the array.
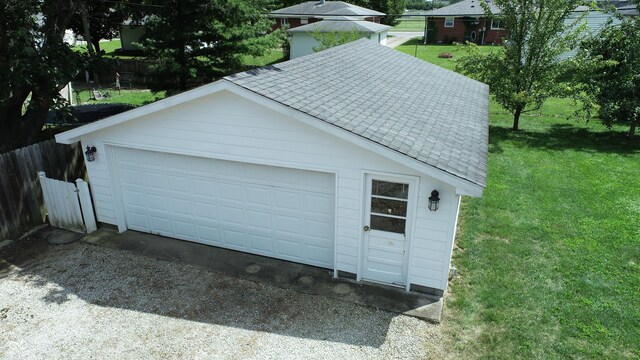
[
  {"xmin": 428, "ymin": 190, "xmax": 440, "ymax": 211},
  {"xmin": 85, "ymin": 146, "xmax": 97, "ymax": 162}
]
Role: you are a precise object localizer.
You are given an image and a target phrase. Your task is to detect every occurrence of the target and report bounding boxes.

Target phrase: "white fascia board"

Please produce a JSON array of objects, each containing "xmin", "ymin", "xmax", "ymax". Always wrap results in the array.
[
  {"xmin": 222, "ymin": 81, "xmax": 485, "ymax": 197},
  {"xmin": 55, "ymin": 81, "xmax": 229, "ymax": 144}
]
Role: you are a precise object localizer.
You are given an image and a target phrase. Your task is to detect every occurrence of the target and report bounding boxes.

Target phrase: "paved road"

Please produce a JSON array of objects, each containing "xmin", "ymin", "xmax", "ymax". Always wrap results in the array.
[{"xmin": 386, "ymin": 31, "xmax": 424, "ymax": 48}]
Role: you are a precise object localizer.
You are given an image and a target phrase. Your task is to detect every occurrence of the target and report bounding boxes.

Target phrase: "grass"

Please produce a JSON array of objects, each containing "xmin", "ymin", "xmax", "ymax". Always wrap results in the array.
[
  {"xmin": 241, "ymin": 48, "xmax": 286, "ymax": 67},
  {"xmin": 393, "ymin": 17, "xmax": 426, "ymax": 32},
  {"xmin": 395, "ymin": 39, "xmax": 500, "ymax": 70},
  {"xmin": 75, "ymin": 88, "xmax": 166, "ymax": 107},
  {"xmin": 405, "ymin": 45, "xmax": 640, "ymax": 358}
]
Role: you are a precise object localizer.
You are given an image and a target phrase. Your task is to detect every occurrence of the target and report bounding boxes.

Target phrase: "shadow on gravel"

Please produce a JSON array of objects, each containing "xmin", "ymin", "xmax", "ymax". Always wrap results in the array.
[{"xmin": 0, "ymin": 234, "xmax": 395, "ymax": 348}]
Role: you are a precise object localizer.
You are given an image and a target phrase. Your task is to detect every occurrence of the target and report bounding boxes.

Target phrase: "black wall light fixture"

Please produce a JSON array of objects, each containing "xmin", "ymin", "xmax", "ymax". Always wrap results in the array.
[
  {"xmin": 85, "ymin": 146, "xmax": 97, "ymax": 162},
  {"xmin": 428, "ymin": 190, "xmax": 440, "ymax": 211}
]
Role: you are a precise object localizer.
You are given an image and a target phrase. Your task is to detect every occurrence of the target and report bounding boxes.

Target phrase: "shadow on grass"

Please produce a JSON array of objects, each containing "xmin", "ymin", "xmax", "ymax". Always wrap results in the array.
[{"xmin": 489, "ymin": 123, "xmax": 640, "ymax": 155}]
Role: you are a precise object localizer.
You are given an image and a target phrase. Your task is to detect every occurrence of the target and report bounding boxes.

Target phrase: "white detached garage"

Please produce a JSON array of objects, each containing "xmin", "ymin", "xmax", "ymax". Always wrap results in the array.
[{"xmin": 56, "ymin": 39, "xmax": 489, "ymax": 295}]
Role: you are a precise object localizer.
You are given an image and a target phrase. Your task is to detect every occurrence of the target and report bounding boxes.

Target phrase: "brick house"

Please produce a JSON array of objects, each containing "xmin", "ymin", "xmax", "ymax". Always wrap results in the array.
[
  {"xmin": 269, "ymin": 1, "xmax": 385, "ymax": 31},
  {"xmin": 423, "ymin": 0, "xmax": 508, "ymax": 45}
]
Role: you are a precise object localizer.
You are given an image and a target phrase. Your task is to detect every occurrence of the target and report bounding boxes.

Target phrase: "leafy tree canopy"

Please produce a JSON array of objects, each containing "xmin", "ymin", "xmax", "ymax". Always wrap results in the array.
[
  {"xmin": 575, "ymin": 18, "xmax": 640, "ymax": 137},
  {"xmin": 311, "ymin": 29, "xmax": 368, "ymax": 52},
  {"xmin": 456, "ymin": 0, "xmax": 585, "ymax": 130},
  {"xmin": 140, "ymin": 0, "xmax": 282, "ymax": 93},
  {"xmin": 0, "ymin": 0, "xmax": 87, "ymax": 152}
]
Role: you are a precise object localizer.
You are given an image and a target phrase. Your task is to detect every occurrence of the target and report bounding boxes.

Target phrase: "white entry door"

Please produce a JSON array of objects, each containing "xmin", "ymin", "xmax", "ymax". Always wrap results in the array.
[{"xmin": 362, "ymin": 175, "xmax": 415, "ymax": 286}]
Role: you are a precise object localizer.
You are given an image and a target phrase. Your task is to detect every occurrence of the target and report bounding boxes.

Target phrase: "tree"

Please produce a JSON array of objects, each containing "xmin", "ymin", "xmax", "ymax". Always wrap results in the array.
[
  {"xmin": 68, "ymin": 1, "xmax": 128, "ymax": 53},
  {"xmin": 577, "ymin": 18, "xmax": 640, "ymax": 137},
  {"xmin": 369, "ymin": 0, "xmax": 407, "ymax": 26},
  {"xmin": 0, "ymin": 0, "xmax": 87, "ymax": 152},
  {"xmin": 455, "ymin": 0, "xmax": 584, "ymax": 130},
  {"xmin": 140, "ymin": 0, "xmax": 281, "ymax": 93},
  {"xmin": 311, "ymin": 29, "xmax": 368, "ymax": 52}
]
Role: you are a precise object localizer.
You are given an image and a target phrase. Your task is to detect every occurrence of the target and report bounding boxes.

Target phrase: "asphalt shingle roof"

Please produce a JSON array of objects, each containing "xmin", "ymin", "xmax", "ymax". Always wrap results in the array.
[
  {"xmin": 287, "ymin": 17, "xmax": 391, "ymax": 33},
  {"xmin": 424, "ymin": 0, "xmax": 501, "ymax": 16},
  {"xmin": 225, "ymin": 39, "xmax": 488, "ymax": 187},
  {"xmin": 270, "ymin": 1, "xmax": 385, "ymax": 17}
]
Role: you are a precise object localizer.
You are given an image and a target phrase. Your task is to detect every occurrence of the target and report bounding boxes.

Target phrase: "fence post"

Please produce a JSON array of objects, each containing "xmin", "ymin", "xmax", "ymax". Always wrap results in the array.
[
  {"xmin": 76, "ymin": 178, "xmax": 97, "ymax": 234},
  {"xmin": 38, "ymin": 171, "xmax": 56, "ymax": 228}
]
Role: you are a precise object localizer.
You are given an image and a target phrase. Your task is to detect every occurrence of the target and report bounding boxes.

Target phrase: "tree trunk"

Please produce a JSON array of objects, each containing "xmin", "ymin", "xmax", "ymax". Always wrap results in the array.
[
  {"xmin": 513, "ymin": 106, "xmax": 523, "ymax": 131},
  {"xmin": 629, "ymin": 120, "xmax": 637, "ymax": 138},
  {"xmin": 92, "ymin": 38, "xmax": 101, "ymax": 54}
]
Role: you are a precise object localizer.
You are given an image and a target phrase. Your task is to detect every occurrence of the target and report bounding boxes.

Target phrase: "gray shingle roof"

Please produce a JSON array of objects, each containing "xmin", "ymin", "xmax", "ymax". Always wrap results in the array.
[
  {"xmin": 288, "ymin": 17, "xmax": 391, "ymax": 33},
  {"xmin": 270, "ymin": 1, "xmax": 385, "ymax": 17},
  {"xmin": 424, "ymin": 0, "xmax": 501, "ymax": 16},
  {"xmin": 225, "ymin": 39, "xmax": 488, "ymax": 187}
]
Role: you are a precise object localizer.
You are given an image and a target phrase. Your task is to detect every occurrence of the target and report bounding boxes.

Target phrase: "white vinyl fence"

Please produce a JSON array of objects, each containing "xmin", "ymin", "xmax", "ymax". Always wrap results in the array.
[{"xmin": 38, "ymin": 171, "xmax": 97, "ymax": 234}]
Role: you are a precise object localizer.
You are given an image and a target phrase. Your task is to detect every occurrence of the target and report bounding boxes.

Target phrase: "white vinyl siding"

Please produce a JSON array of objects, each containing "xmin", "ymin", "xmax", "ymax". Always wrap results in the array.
[{"xmin": 81, "ymin": 90, "xmax": 459, "ymax": 290}]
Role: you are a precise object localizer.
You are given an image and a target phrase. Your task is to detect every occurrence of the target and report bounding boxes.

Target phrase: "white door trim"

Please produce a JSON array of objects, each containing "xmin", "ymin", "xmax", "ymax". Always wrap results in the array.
[{"xmin": 359, "ymin": 171, "xmax": 419, "ymax": 287}]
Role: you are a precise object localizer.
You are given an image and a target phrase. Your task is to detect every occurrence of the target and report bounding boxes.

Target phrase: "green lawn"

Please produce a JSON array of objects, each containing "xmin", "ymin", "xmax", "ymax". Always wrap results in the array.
[
  {"xmin": 395, "ymin": 39, "xmax": 500, "ymax": 70},
  {"xmin": 405, "ymin": 45, "xmax": 640, "ymax": 358},
  {"xmin": 75, "ymin": 88, "xmax": 165, "ymax": 107},
  {"xmin": 241, "ymin": 48, "xmax": 286, "ymax": 67},
  {"xmin": 393, "ymin": 17, "xmax": 426, "ymax": 32}
]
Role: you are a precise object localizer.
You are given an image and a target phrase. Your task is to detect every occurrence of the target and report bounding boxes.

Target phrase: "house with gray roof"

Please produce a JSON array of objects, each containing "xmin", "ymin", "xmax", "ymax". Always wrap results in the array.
[
  {"xmin": 423, "ymin": 0, "xmax": 507, "ymax": 44},
  {"xmin": 55, "ymin": 39, "xmax": 488, "ymax": 296},
  {"xmin": 269, "ymin": 1, "xmax": 385, "ymax": 31},
  {"xmin": 288, "ymin": 17, "xmax": 391, "ymax": 58}
]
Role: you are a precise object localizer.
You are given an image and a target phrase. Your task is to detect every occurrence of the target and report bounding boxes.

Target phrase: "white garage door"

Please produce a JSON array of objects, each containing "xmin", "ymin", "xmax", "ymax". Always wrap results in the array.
[{"xmin": 113, "ymin": 147, "xmax": 335, "ymax": 268}]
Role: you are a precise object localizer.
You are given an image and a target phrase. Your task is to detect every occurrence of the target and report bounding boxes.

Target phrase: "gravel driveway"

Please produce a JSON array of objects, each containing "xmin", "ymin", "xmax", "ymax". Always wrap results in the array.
[{"xmin": 0, "ymin": 238, "xmax": 448, "ymax": 359}]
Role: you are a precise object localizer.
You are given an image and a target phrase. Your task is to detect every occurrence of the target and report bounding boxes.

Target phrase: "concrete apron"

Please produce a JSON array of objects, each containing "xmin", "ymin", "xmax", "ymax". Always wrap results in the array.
[{"xmin": 81, "ymin": 227, "xmax": 443, "ymax": 323}]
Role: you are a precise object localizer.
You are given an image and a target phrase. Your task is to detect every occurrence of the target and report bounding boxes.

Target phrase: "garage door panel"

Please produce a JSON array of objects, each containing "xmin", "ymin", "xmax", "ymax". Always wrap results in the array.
[
  {"xmin": 167, "ymin": 175, "xmax": 191, "ymax": 193},
  {"xmin": 221, "ymin": 206, "xmax": 244, "ymax": 225},
  {"xmin": 246, "ymin": 186, "xmax": 271, "ymax": 206},
  {"xmin": 126, "ymin": 211, "xmax": 149, "ymax": 231},
  {"xmin": 222, "ymin": 229, "xmax": 247, "ymax": 248},
  {"xmin": 274, "ymin": 191, "xmax": 300, "ymax": 210},
  {"xmin": 219, "ymin": 183, "xmax": 244, "ymax": 202},
  {"xmin": 307, "ymin": 245, "xmax": 333, "ymax": 263},
  {"xmin": 119, "ymin": 168, "xmax": 144, "ymax": 186},
  {"xmin": 249, "ymin": 234, "xmax": 274, "ymax": 253},
  {"xmin": 144, "ymin": 172, "xmax": 167, "ymax": 190},
  {"xmin": 198, "ymin": 225, "xmax": 221, "ymax": 244},
  {"xmin": 193, "ymin": 202, "xmax": 218, "ymax": 219},
  {"xmin": 122, "ymin": 190, "xmax": 145, "ymax": 207},
  {"xmin": 275, "ymin": 214, "xmax": 302, "ymax": 235},
  {"xmin": 193, "ymin": 178, "xmax": 216, "ymax": 197},
  {"xmin": 169, "ymin": 197, "xmax": 192, "ymax": 216},
  {"xmin": 150, "ymin": 216, "xmax": 173, "ymax": 235},
  {"xmin": 278, "ymin": 239, "xmax": 302, "ymax": 258},
  {"xmin": 174, "ymin": 220, "xmax": 196, "ymax": 238},
  {"xmin": 303, "ymin": 194, "xmax": 334, "ymax": 215},
  {"xmin": 146, "ymin": 193, "xmax": 168, "ymax": 211},
  {"xmin": 115, "ymin": 147, "xmax": 335, "ymax": 269},
  {"xmin": 247, "ymin": 210, "xmax": 272, "ymax": 229}
]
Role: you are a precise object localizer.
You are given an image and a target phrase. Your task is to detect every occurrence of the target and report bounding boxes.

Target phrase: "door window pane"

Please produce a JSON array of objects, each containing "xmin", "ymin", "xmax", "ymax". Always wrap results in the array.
[
  {"xmin": 371, "ymin": 180, "xmax": 408, "ymax": 199},
  {"xmin": 371, "ymin": 215, "xmax": 406, "ymax": 234},
  {"xmin": 371, "ymin": 197, "xmax": 407, "ymax": 217}
]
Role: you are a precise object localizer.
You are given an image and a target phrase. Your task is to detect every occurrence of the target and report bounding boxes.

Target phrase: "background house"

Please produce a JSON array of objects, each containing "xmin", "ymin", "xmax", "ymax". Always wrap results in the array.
[
  {"xmin": 288, "ymin": 17, "xmax": 391, "ymax": 58},
  {"xmin": 120, "ymin": 19, "xmax": 145, "ymax": 52},
  {"xmin": 270, "ymin": 0, "xmax": 385, "ymax": 30},
  {"xmin": 560, "ymin": 6, "xmax": 622, "ymax": 59},
  {"xmin": 422, "ymin": 0, "xmax": 506, "ymax": 44},
  {"xmin": 55, "ymin": 40, "xmax": 489, "ymax": 295}
]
